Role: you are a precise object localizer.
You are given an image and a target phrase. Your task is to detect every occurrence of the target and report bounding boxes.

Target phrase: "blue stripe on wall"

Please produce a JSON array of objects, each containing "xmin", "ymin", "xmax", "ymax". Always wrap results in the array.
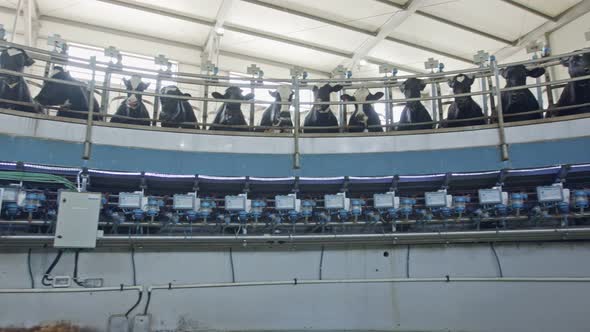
[{"xmin": 1, "ymin": 134, "xmax": 589, "ymax": 176}]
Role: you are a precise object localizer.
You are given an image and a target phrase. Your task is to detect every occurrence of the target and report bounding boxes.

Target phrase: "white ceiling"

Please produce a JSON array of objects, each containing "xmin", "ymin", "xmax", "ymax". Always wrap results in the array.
[{"xmin": 2, "ymin": 0, "xmax": 587, "ymax": 75}]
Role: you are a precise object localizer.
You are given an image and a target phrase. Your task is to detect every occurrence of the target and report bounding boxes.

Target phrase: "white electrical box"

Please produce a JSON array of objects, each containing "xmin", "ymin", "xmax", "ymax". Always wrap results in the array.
[
  {"xmin": 118, "ymin": 192, "xmax": 143, "ymax": 209},
  {"xmin": 324, "ymin": 193, "xmax": 349, "ymax": 210},
  {"xmin": 54, "ymin": 191, "xmax": 102, "ymax": 249},
  {"xmin": 478, "ymin": 188, "xmax": 504, "ymax": 205},
  {"xmin": 1, "ymin": 186, "xmax": 25, "ymax": 205},
  {"xmin": 537, "ymin": 185, "xmax": 569, "ymax": 203},
  {"xmin": 275, "ymin": 194, "xmax": 300, "ymax": 211},
  {"xmin": 373, "ymin": 192, "xmax": 399, "ymax": 209},
  {"xmin": 173, "ymin": 194, "xmax": 195, "ymax": 210},
  {"xmin": 425, "ymin": 191, "xmax": 452, "ymax": 208},
  {"xmin": 225, "ymin": 194, "xmax": 251, "ymax": 212}
]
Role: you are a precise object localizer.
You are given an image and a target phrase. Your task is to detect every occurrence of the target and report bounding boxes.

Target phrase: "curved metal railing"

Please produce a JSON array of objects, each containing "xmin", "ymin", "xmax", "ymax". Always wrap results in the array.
[{"xmin": 0, "ymin": 40, "xmax": 589, "ymax": 166}]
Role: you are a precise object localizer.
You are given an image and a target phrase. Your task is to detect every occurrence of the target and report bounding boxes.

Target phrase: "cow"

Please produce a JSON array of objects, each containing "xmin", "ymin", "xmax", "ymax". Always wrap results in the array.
[
  {"xmin": 159, "ymin": 85, "xmax": 199, "ymax": 129},
  {"xmin": 340, "ymin": 87, "xmax": 384, "ymax": 132},
  {"xmin": 444, "ymin": 74, "xmax": 486, "ymax": 127},
  {"xmin": 303, "ymin": 83, "xmax": 343, "ymax": 133},
  {"xmin": 259, "ymin": 85, "xmax": 293, "ymax": 132},
  {"xmin": 552, "ymin": 51, "xmax": 590, "ymax": 117},
  {"xmin": 398, "ymin": 78, "xmax": 434, "ymax": 130},
  {"xmin": 34, "ymin": 66, "xmax": 100, "ymax": 120},
  {"xmin": 499, "ymin": 65, "xmax": 545, "ymax": 122},
  {"xmin": 110, "ymin": 75, "xmax": 151, "ymax": 126},
  {"xmin": 0, "ymin": 47, "xmax": 40, "ymax": 113},
  {"xmin": 210, "ymin": 86, "xmax": 254, "ymax": 131}
]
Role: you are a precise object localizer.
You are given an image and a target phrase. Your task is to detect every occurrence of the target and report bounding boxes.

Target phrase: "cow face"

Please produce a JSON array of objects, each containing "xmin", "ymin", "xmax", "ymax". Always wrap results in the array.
[
  {"xmin": 341, "ymin": 87, "xmax": 384, "ymax": 108},
  {"xmin": 123, "ymin": 75, "xmax": 150, "ymax": 109},
  {"xmin": 500, "ymin": 65, "xmax": 545, "ymax": 87},
  {"xmin": 212, "ymin": 86, "xmax": 254, "ymax": 108},
  {"xmin": 312, "ymin": 84, "xmax": 343, "ymax": 112},
  {"xmin": 268, "ymin": 84, "xmax": 293, "ymax": 114},
  {"xmin": 400, "ymin": 78, "xmax": 426, "ymax": 99},
  {"xmin": 34, "ymin": 67, "xmax": 71, "ymax": 105},
  {"xmin": 561, "ymin": 52, "xmax": 590, "ymax": 78},
  {"xmin": 0, "ymin": 47, "xmax": 34, "ymax": 72},
  {"xmin": 160, "ymin": 86, "xmax": 189, "ymax": 105},
  {"xmin": 448, "ymin": 74, "xmax": 475, "ymax": 95}
]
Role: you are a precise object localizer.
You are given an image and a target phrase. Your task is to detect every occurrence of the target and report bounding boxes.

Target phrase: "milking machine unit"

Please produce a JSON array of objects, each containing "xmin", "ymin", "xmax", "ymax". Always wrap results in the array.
[
  {"xmin": 300, "ymin": 199, "xmax": 315, "ymax": 223},
  {"xmin": 323, "ymin": 192, "xmax": 351, "ymax": 223},
  {"xmin": 0, "ymin": 185, "xmax": 45, "ymax": 221},
  {"xmin": 274, "ymin": 194, "xmax": 301, "ymax": 226},
  {"xmin": 475, "ymin": 187, "xmax": 508, "ymax": 229},
  {"xmin": 424, "ymin": 190, "xmax": 453, "ymax": 220},
  {"xmin": 534, "ymin": 184, "xmax": 571, "ymax": 227},
  {"xmin": 117, "ymin": 191, "xmax": 162, "ymax": 223},
  {"xmin": 223, "ymin": 194, "xmax": 252, "ymax": 230},
  {"xmin": 373, "ymin": 191, "xmax": 400, "ymax": 231},
  {"xmin": 573, "ymin": 190, "xmax": 589, "ymax": 214}
]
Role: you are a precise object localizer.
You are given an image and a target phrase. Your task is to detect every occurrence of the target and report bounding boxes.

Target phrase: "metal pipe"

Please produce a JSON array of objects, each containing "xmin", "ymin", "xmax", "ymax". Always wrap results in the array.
[
  {"xmin": 82, "ymin": 56, "xmax": 96, "ymax": 160},
  {"xmin": 202, "ymin": 84, "xmax": 209, "ymax": 130},
  {"xmin": 0, "ymin": 285, "xmax": 142, "ymax": 294},
  {"xmin": 152, "ymin": 71, "xmax": 163, "ymax": 127},
  {"xmin": 10, "ymin": 0, "xmax": 22, "ymax": 43},
  {"xmin": 490, "ymin": 56, "xmax": 509, "ymax": 161},
  {"xmin": 338, "ymin": 88, "xmax": 346, "ymax": 133},
  {"xmin": 249, "ymin": 79, "xmax": 255, "ymax": 131},
  {"xmin": 292, "ymin": 75, "xmax": 301, "ymax": 169}
]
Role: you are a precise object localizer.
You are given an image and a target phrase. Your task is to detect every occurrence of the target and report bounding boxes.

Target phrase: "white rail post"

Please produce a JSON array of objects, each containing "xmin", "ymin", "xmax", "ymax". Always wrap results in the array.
[
  {"xmin": 474, "ymin": 51, "xmax": 490, "ymax": 119},
  {"xmin": 379, "ymin": 64, "xmax": 396, "ymax": 132},
  {"xmin": 424, "ymin": 58, "xmax": 439, "ymax": 124},
  {"xmin": 83, "ymin": 56, "xmax": 97, "ymax": 160},
  {"xmin": 290, "ymin": 66, "xmax": 304, "ymax": 169},
  {"xmin": 490, "ymin": 55, "xmax": 509, "ymax": 161},
  {"xmin": 247, "ymin": 64, "xmax": 263, "ymax": 131},
  {"xmin": 153, "ymin": 54, "xmax": 171, "ymax": 127}
]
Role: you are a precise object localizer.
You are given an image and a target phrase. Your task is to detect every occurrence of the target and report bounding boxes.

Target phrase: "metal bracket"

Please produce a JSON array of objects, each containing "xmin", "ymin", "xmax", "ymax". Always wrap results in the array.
[
  {"xmin": 556, "ymin": 165, "xmax": 570, "ymax": 184},
  {"xmin": 193, "ymin": 174, "xmax": 200, "ymax": 192},
  {"xmin": 243, "ymin": 176, "xmax": 250, "ymax": 194},
  {"xmin": 389, "ymin": 175, "xmax": 399, "ymax": 192},
  {"xmin": 340, "ymin": 176, "xmax": 350, "ymax": 193},
  {"xmin": 292, "ymin": 176, "xmax": 300, "ymax": 194},
  {"xmin": 496, "ymin": 169, "xmax": 509, "ymax": 187}
]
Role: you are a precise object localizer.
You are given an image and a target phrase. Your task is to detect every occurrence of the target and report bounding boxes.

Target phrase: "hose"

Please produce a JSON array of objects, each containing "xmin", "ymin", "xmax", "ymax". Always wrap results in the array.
[
  {"xmin": 73, "ymin": 250, "xmax": 84, "ymax": 287},
  {"xmin": 0, "ymin": 171, "xmax": 77, "ymax": 190},
  {"xmin": 27, "ymin": 248, "xmax": 35, "ymax": 288},
  {"xmin": 131, "ymin": 247, "xmax": 137, "ymax": 286},
  {"xmin": 126, "ymin": 290, "xmax": 143, "ymax": 317},
  {"xmin": 41, "ymin": 250, "xmax": 64, "ymax": 286}
]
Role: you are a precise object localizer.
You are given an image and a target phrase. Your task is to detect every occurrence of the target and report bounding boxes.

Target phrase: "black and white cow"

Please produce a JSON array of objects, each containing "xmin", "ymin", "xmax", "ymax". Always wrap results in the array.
[
  {"xmin": 499, "ymin": 65, "xmax": 545, "ymax": 122},
  {"xmin": 444, "ymin": 74, "xmax": 486, "ymax": 127},
  {"xmin": 159, "ymin": 85, "xmax": 199, "ymax": 129},
  {"xmin": 259, "ymin": 85, "xmax": 293, "ymax": 132},
  {"xmin": 340, "ymin": 87, "xmax": 384, "ymax": 132},
  {"xmin": 303, "ymin": 83, "xmax": 343, "ymax": 133},
  {"xmin": 110, "ymin": 75, "xmax": 151, "ymax": 126},
  {"xmin": 398, "ymin": 78, "xmax": 433, "ymax": 130},
  {"xmin": 210, "ymin": 86, "xmax": 254, "ymax": 131},
  {"xmin": 34, "ymin": 66, "xmax": 100, "ymax": 120},
  {"xmin": 553, "ymin": 52, "xmax": 590, "ymax": 117},
  {"xmin": 0, "ymin": 47, "xmax": 39, "ymax": 113}
]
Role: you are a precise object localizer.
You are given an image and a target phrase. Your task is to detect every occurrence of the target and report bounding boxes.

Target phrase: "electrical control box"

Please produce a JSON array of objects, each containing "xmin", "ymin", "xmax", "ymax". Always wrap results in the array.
[
  {"xmin": 478, "ymin": 188, "xmax": 504, "ymax": 205},
  {"xmin": 324, "ymin": 193, "xmax": 350, "ymax": 210},
  {"xmin": 1, "ymin": 186, "xmax": 25, "ymax": 205},
  {"xmin": 425, "ymin": 191, "xmax": 452, "ymax": 208},
  {"xmin": 118, "ymin": 192, "xmax": 144, "ymax": 209},
  {"xmin": 54, "ymin": 191, "xmax": 102, "ymax": 249},
  {"xmin": 537, "ymin": 185, "xmax": 570, "ymax": 203},
  {"xmin": 275, "ymin": 194, "xmax": 300, "ymax": 211},
  {"xmin": 225, "ymin": 194, "xmax": 251, "ymax": 212},
  {"xmin": 373, "ymin": 192, "xmax": 399, "ymax": 209},
  {"xmin": 173, "ymin": 193, "xmax": 197, "ymax": 210}
]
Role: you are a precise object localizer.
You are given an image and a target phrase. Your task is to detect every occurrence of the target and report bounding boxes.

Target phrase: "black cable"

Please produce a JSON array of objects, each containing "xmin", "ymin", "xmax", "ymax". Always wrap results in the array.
[
  {"xmin": 131, "ymin": 247, "xmax": 137, "ymax": 286},
  {"xmin": 41, "ymin": 249, "xmax": 63, "ymax": 286},
  {"xmin": 229, "ymin": 247, "xmax": 236, "ymax": 283},
  {"xmin": 73, "ymin": 250, "xmax": 84, "ymax": 286},
  {"xmin": 143, "ymin": 290, "xmax": 152, "ymax": 315},
  {"xmin": 406, "ymin": 245, "xmax": 411, "ymax": 278},
  {"xmin": 126, "ymin": 290, "xmax": 143, "ymax": 318},
  {"xmin": 27, "ymin": 248, "xmax": 35, "ymax": 288},
  {"xmin": 319, "ymin": 245, "xmax": 325, "ymax": 280},
  {"xmin": 490, "ymin": 242, "xmax": 504, "ymax": 277}
]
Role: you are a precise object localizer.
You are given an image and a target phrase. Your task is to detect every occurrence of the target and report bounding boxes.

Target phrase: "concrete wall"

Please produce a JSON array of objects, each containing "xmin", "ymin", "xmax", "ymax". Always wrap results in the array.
[{"xmin": 1, "ymin": 241, "xmax": 590, "ymax": 331}]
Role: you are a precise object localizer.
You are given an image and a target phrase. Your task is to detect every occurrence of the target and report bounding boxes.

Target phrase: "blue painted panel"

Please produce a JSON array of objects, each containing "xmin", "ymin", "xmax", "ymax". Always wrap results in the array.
[{"xmin": 1, "ymin": 134, "xmax": 589, "ymax": 176}]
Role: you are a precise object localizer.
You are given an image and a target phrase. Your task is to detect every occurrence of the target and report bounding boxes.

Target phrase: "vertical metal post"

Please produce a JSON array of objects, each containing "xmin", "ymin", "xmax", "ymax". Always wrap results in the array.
[
  {"xmin": 384, "ymin": 85, "xmax": 393, "ymax": 132},
  {"xmin": 532, "ymin": 55, "xmax": 544, "ymax": 109},
  {"xmin": 23, "ymin": 0, "xmax": 32, "ymax": 47},
  {"xmin": 338, "ymin": 88, "xmax": 346, "ymax": 133},
  {"xmin": 487, "ymin": 76, "xmax": 495, "ymax": 124},
  {"xmin": 430, "ymin": 82, "xmax": 438, "ymax": 124},
  {"xmin": 152, "ymin": 72, "xmax": 162, "ymax": 127},
  {"xmin": 10, "ymin": 0, "xmax": 23, "ymax": 43},
  {"xmin": 292, "ymin": 76, "xmax": 300, "ymax": 169},
  {"xmin": 83, "ymin": 56, "xmax": 97, "ymax": 161},
  {"xmin": 100, "ymin": 68, "xmax": 111, "ymax": 116},
  {"xmin": 202, "ymin": 84, "xmax": 209, "ymax": 130},
  {"xmin": 480, "ymin": 65, "xmax": 489, "ymax": 118},
  {"xmin": 490, "ymin": 56, "xmax": 509, "ymax": 161},
  {"xmin": 249, "ymin": 79, "xmax": 255, "ymax": 131},
  {"xmin": 435, "ymin": 82, "xmax": 443, "ymax": 126}
]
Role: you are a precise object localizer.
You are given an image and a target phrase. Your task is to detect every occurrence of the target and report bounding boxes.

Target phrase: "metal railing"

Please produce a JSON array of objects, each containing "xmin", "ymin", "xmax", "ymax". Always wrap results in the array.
[{"xmin": 0, "ymin": 41, "xmax": 589, "ymax": 167}]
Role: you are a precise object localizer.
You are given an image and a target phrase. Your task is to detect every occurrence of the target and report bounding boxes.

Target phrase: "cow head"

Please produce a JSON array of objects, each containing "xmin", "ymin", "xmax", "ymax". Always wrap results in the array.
[
  {"xmin": 123, "ymin": 75, "xmax": 150, "ymax": 109},
  {"xmin": 268, "ymin": 84, "xmax": 293, "ymax": 121},
  {"xmin": 34, "ymin": 66, "xmax": 72, "ymax": 106},
  {"xmin": 448, "ymin": 74, "xmax": 475, "ymax": 94},
  {"xmin": 212, "ymin": 86, "xmax": 254, "ymax": 109},
  {"xmin": 560, "ymin": 51, "xmax": 590, "ymax": 78},
  {"xmin": 312, "ymin": 83, "xmax": 343, "ymax": 112},
  {"xmin": 0, "ymin": 47, "xmax": 34, "ymax": 72},
  {"xmin": 400, "ymin": 78, "xmax": 426, "ymax": 99},
  {"xmin": 500, "ymin": 65, "xmax": 545, "ymax": 87},
  {"xmin": 160, "ymin": 85, "xmax": 189, "ymax": 105},
  {"xmin": 341, "ymin": 87, "xmax": 384, "ymax": 110}
]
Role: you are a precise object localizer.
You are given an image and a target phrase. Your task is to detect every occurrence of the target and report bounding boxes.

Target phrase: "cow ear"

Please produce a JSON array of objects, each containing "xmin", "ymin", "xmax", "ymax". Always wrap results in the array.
[
  {"xmin": 312, "ymin": 85, "xmax": 319, "ymax": 94},
  {"xmin": 184, "ymin": 93, "xmax": 192, "ymax": 97},
  {"xmin": 372, "ymin": 91, "xmax": 384, "ymax": 100},
  {"xmin": 23, "ymin": 52, "xmax": 34, "ymax": 67},
  {"xmin": 212, "ymin": 91, "xmax": 224, "ymax": 99},
  {"xmin": 144, "ymin": 82, "xmax": 151, "ymax": 90},
  {"xmin": 447, "ymin": 78, "xmax": 455, "ymax": 89},
  {"xmin": 269, "ymin": 90, "xmax": 278, "ymax": 98},
  {"xmin": 122, "ymin": 78, "xmax": 130, "ymax": 88},
  {"xmin": 340, "ymin": 94, "xmax": 353, "ymax": 101},
  {"xmin": 331, "ymin": 84, "xmax": 343, "ymax": 93},
  {"xmin": 419, "ymin": 79, "xmax": 427, "ymax": 91},
  {"xmin": 499, "ymin": 68, "xmax": 508, "ymax": 79},
  {"xmin": 527, "ymin": 67, "xmax": 546, "ymax": 78},
  {"xmin": 399, "ymin": 81, "xmax": 406, "ymax": 94},
  {"xmin": 244, "ymin": 93, "xmax": 255, "ymax": 100},
  {"xmin": 560, "ymin": 57, "xmax": 570, "ymax": 67},
  {"xmin": 466, "ymin": 74, "xmax": 476, "ymax": 86}
]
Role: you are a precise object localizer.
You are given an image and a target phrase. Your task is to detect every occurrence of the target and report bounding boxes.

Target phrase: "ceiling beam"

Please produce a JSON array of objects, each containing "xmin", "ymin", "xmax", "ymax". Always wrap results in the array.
[
  {"xmin": 345, "ymin": 0, "xmax": 424, "ymax": 69},
  {"xmin": 203, "ymin": 0, "xmax": 234, "ymax": 56},
  {"xmin": 500, "ymin": 0, "xmax": 557, "ymax": 22},
  {"xmin": 494, "ymin": 0, "xmax": 590, "ymax": 60},
  {"xmin": 374, "ymin": 0, "xmax": 514, "ymax": 45}
]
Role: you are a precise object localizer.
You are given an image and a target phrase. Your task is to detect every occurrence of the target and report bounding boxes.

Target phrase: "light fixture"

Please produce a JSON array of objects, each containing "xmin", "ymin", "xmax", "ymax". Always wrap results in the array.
[
  {"xmin": 359, "ymin": 59, "xmax": 368, "ymax": 66},
  {"xmin": 215, "ymin": 27, "xmax": 225, "ymax": 35}
]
